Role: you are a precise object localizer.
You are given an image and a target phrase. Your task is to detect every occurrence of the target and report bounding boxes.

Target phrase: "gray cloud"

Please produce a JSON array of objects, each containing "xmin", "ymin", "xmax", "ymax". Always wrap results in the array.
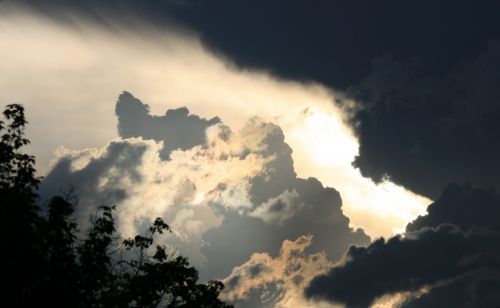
[
  {"xmin": 201, "ymin": 175, "xmax": 369, "ymax": 281},
  {"xmin": 116, "ymin": 91, "xmax": 220, "ymax": 159},
  {"xmin": 40, "ymin": 138, "xmax": 148, "ymax": 224}
]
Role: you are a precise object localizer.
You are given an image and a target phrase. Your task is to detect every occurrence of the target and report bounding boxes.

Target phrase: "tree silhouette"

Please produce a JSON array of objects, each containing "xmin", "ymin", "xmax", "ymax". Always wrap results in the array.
[{"xmin": 0, "ymin": 104, "xmax": 232, "ymax": 308}]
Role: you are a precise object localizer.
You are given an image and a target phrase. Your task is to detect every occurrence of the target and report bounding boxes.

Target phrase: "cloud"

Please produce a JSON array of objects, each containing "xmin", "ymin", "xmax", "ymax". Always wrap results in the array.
[
  {"xmin": 305, "ymin": 184, "xmax": 500, "ymax": 307},
  {"xmin": 116, "ymin": 91, "xmax": 220, "ymax": 159},
  {"xmin": 40, "ymin": 93, "xmax": 370, "ymax": 290},
  {"xmin": 406, "ymin": 183, "xmax": 500, "ymax": 232},
  {"xmin": 249, "ymin": 189, "xmax": 301, "ymax": 224},
  {"xmin": 197, "ymin": 111, "xmax": 370, "ymax": 281},
  {"xmin": 201, "ymin": 175, "xmax": 370, "ymax": 282},
  {"xmin": 4, "ymin": 3, "xmax": 500, "ymax": 307},
  {"xmin": 41, "ymin": 117, "xmax": 270, "ymax": 265},
  {"xmin": 348, "ymin": 42, "xmax": 500, "ymax": 199},
  {"xmin": 221, "ymin": 235, "xmax": 332, "ymax": 308}
]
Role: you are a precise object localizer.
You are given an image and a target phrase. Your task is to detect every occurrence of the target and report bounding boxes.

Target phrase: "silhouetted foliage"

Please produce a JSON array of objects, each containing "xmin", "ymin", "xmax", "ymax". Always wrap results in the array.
[{"xmin": 0, "ymin": 104, "xmax": 232, "ymax": 307}]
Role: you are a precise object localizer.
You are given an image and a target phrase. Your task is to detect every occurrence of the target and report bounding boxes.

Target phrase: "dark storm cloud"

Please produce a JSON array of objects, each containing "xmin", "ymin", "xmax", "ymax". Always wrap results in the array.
[
  {"xmin": 305, "ymin": 184, "xmax": 500, "ymax": 307},
  {"xmin": 165, "ymin": 0, "xmax": 500, "ymax": 89},
  {"xmin": 350, "ymin": 42, "xmax": 500, "ymax": 199},
  {"xmin": 406, "ymin": 183, "xmax": 500, "ymax": 232},
  {"xmin": 116, "ymin": 91, "xmax": 220, "ymax": 159},
  {"xmin": 402, "ymin": 273, "xmax": 500, "ymax": 308}
]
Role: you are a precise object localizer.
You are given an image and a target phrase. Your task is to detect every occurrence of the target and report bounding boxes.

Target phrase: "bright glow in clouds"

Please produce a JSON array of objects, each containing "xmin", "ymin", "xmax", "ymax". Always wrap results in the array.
[
  {"xmin": 286, "ymin": 109, "xmax": 429, "ymax": 236},
  {"xmin": 0, "ymin": 7, "xmax": 430, "ymax": 238}
]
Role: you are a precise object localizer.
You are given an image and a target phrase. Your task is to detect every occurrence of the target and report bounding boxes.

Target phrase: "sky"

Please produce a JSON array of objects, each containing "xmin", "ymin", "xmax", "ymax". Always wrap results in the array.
[{"xmin": 1, "ymin": 1, "xmax": 500, "ymax": 307}]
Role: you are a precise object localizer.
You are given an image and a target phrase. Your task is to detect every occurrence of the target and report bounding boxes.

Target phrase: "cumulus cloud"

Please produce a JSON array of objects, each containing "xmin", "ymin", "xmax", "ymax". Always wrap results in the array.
[
  {"xmin": 41, "ymin": 116, "xmax": 270, "ymax": 265},
  {"xmin": 306, "ymin": 184, "xmax": 500, "ymax": 307},
  {"xmin": 41, "ymin": 93, "xmax": 370, "ymax": 292}
]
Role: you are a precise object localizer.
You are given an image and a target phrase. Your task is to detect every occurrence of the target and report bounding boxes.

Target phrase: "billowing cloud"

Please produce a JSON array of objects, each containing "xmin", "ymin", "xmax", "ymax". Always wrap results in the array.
[
  {"xmin": 306, "ymin": 184, "xmax": 500, "ymax": 307},
  {"xmin": 41, "ymin": 114, "xmax": 270, "ymax": 265},
  {"xmin": 40, "ymin": 94, "xmax": 370, "ymax": 295}
]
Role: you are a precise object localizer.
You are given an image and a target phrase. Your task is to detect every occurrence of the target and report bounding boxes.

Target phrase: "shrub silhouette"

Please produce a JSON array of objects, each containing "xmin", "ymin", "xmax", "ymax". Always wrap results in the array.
[{"xmin": 0, "ymin": 104, "xmax": 232, "ymax": 308}]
